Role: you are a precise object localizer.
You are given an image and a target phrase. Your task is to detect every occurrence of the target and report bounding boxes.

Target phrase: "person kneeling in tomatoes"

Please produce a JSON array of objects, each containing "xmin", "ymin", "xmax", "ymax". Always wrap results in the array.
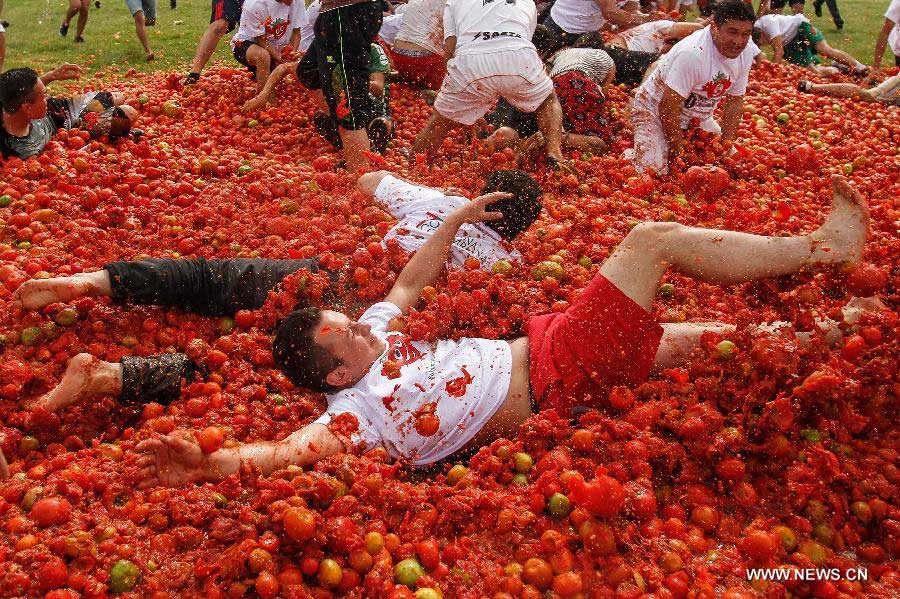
[
  {"xmin": 0, "ymin": 64, "xmax": 140, "ymax": 160},
  {"xmin": 133, "ymin": 176, "xmax": 873, "ymax": 488},
  {"xmin": 12, "ymin": 170, "xmax": 543, "ymax": 421}
]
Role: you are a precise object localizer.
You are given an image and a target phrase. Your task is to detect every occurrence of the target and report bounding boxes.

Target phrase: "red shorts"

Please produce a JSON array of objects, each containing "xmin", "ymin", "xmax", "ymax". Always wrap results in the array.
[
  {"xmin": 527, "ymin": 275, "xmax": 664, "ymax": 414},
  {"xmin": 387, "ymin": 47, "xmax": 446, "ymax": 90}
]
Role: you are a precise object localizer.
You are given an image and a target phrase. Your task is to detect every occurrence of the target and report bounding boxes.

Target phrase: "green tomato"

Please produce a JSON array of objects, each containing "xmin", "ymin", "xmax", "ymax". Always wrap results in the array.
[
  {"xmin": 658, "ymin": 283, "xmax": 675, "ymax": 297},
  {"xmin": 139, "ymin": 95, "xmax": 149, "ymax": 104},
  {"xmin": 415, "ymin": 589, "xmax": 442, "ymax": 599},
  {"xmin": 532, "ymin": 261, "xmax": 565, "ymax": 281},
  {"xmin": 716, "ymin": 340, "xmax": 736, "ymax": 360},
  {"xmin": 20, "ymin": 326, "xmax": 42, "ymax": 346},
  {"xmin": 268, "ymin": 393, "xmax": 285, "ymax": 406},
  {"xmin": 776, "ymin": 112, "xmax": 790, "ymax": 123},
  {"xmin": 218, "ymin": 316, "xmax": 235, "ymax": 334},
  {"xmin": 547, "ymin": 493, "xmax": 571, "ymax": 518},
  {"xmin": 800, "ymin": 428, "xmax": 821, "ymax": 443},
  {"xmin": 212, "ymin": 492, "xmax": 228, "ymax": 508},
  {"xmin": 512, "ymin": 452, "xmax": 533, "ymax": 473},
  {"xmin": 491, "ymin": 259, "xmax": 513, "ymax": 275},
  {"xmin": 54, "ymin": 307, "xmax": 78, "ymax": 326},
  {"xmin": 850, "ymin": 501, "xmax": 872, "ymax": 524},
  {"xmin": 394, "ymin": 558, "xmax": 425, "ymax": 588},
  {"xmin": 109, "ymin": 559, "xmax": 141, "ymax": 593},
  {"xmin": 511, "ymin": 473, "xmax": 528, "ymax": 486},
  {"xmin": 237, "ymin": 165, "xmax": 252, "ymax": 175},
  {"xmin": 0, "ymin": 195, "xmax": 12, "ymax": 207},
  {"xmin": 577, "ymin": 256, "xmax": 592, "ymax": 269}
]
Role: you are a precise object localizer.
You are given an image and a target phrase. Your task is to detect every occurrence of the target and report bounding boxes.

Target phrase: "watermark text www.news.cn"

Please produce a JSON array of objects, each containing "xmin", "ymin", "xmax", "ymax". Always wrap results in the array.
[{"xmin": 746, "ymin": 568, "xmax": 868, "ymax": 582}]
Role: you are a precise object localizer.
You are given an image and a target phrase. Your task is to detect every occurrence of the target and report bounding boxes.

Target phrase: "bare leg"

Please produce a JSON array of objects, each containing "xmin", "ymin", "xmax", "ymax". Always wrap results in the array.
[
  {"xmin": 535, "ymin": 92, "xmax": 565, "ymax": 162},
  {"xmin": 189, "ymin": 19, "xmax": 229, "ymax": 75},
  {"xmin": 13, "ymin": 270, "xmax": 112, "ymax": 310},
  {"xmin": 600, "ymin": 176, "xmax": 868, "ymax": 310},
  {"xmin": 75, "ymin": 0, "xmax": 89, "ymax": 38},
  {"xmin": 29, "ymin": 354, "xmax": 123, "ymax": 414},
  {"xmin": 564, "ymin": 133, "xmax": 608, "ymax": 154},
  {"xmin": 133, "ymin": 11, "xmax": 154, "ymax": 60},
  {"xmin": 245, "ymin": 44, "xmax": 272, "ymax": 92},
  {"xmin": 412, "ymin": 110, "xmax": 458, "ymax": 159},
  {"xmin": 802, "ymin": 81, "xmax": 876, "ymax": 102},
  {"xmin": 243, "ymin": 61, "xmax": 297, "ymax": 111},
  {"xmin": 815, "ymin": 41, "xmax": 862, "ymax": 72},
  {"xmin": 61, "ymin": 0, "xmax": 79, "ymax": 31},
  {"xmin": 340, "ymin": 128, "xmax": 372, "ymax": 172}
]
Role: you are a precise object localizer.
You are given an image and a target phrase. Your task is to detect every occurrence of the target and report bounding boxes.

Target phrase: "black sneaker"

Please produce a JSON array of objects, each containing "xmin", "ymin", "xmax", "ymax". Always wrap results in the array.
[
  {"xmin": 74, "ymin": 35, "xmax": 85, "ymax": 43},
  {"xmin": 814, "ymin": 1, "xmax": 822, "ymax": 16},
  {"xmin": 313, "ymin": 111, "xmax": 342, "ymax": 150},
  {"xmin": 1, "ymin": 21, "xmax": 9, "ymax": 28},
  {"xmin": 798, "ymin": 80, "xmax": 812, "ymax": 93},
  {"xmin": 170, "ymin": 0, "xmax": 176, "ymax": 8},
  {"xmin": 185, "ymin": 72, "xmax": 200, "ymax": 85},
  {"xmin": 59, "ymin": 22, "xmax": 69, "ymax": 37},
  {"xmin": 95, "ymin": 0, "xmax": 100, "ymax": 7},
  {"xmin": 146, "ymin": 18, "xmax": 156, "ymax": 26},
  {"xmin": 367, "ymin": 116, "xmax": 392, "ymax": 154}
]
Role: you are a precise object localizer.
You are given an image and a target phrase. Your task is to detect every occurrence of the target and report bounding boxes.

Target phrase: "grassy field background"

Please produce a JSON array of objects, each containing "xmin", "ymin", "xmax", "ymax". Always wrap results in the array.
[{"xmin": 0, "ymin": 0, "xmax": 892, "ymax": 77}]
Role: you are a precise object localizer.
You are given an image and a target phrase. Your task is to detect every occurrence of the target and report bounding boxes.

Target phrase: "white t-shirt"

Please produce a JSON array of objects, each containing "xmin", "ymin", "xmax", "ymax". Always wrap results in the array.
[
  {"xmin": 377, "ymin": 176, "xmax": 521, "ymax": 270},
  {"xmin": 379, "ymin": 8, "xmax": 406, "ymax": 47},
  {"xmin": 298, "ymin": 0, "xmax": 321, "ymax": 52},
  {"xmin": 395, "ymin": 0, "xmax": 446, "ymax": 55},
  {"xmin": 444, "ymin": 0, "xmax": 537, "ymax": 56},
  {"xmin": 313, "ymin": 302, "xmax": 513, "ymax": 465},
  {"xmin": 232, "ymin": 0, "xmax": 294, "ymax": 50},
  {"xmin": 619, "ymin": 20, "xmax": 674, "ymax": 53},
  {"xmin": 550, "ymin": 0, "xmax": 605, "ymax": 35},
  {"xmin": 754, "ymin": 13, "xmax": 808, "ymax": 45},
  {"xmin": 632, "ymin": 27, "xmax": 757, "ymax": 126},
  {"xmin": 887, "ymin": 0, "xmax": 900, "ymax": 56}
]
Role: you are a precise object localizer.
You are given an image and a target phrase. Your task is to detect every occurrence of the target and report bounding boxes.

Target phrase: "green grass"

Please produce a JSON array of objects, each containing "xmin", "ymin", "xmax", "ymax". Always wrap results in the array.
[
  {"xmin": 2, "ymin": 0, "xmax": 233, "ymax": 76},
  {"xmin": 0, "ymin": 0, "xmax": 890, "ymax": 77}
]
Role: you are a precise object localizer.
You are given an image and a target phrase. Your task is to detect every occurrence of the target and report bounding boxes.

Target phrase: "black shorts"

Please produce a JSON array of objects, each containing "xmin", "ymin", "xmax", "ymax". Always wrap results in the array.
[
  {"xmin": 770, "ymin": 0, "xmax": 804, "ymax": 9},
  {"xmin": 212, "ymin": 0, "xmax": 243, "ymax": 31},
  {"xmin": 313, "ymin": 1, "xmax": 383, "ymax": 130},
  {"xmin": 485, "ymin": 98, "xmax": 540, "ymax": 138},
  {"xmin": 296, "ymin": 42, "xmax": 323, "ymax": 89},
  {"xmin": 233, "ymin": 40, "xmax": 273, "ymax": 74},
  {"xmin": 541, "ymin": 13, "xmax": 580, "ymax": 55}
]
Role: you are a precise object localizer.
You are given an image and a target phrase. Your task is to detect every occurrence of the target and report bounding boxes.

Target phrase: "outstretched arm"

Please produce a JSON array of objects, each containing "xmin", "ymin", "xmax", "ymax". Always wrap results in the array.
[
  {"xmin": 599, "ymin": 0, "xmax": 648, "ymax": 29},
  {"xmin": 720, "ymin": 94, "xmax": 744, "ymax": 143},
  {"xmin": 871, "ymin": 18, "xmax": 894, "ymax": 73},
  {"xmin": 40, "ymin": 63, "xmax": 83, "ymax": 85},
  {"xmin": 135, "ymin": 423, "xmax": 345, "ymax": 488},
  {"xmin": 384, "ymin": 192, "xmax": 508, "ymax": 314}
]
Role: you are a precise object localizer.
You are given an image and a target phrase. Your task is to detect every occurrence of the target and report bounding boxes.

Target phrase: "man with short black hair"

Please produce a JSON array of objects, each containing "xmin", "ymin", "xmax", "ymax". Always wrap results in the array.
[
  {"xmin": 133, "ymin": 176, "xmax": 871, "ymax": 486},
  {"xmin": 0, "ymin": 65, "xmax": 138, "ymax": 159},
  {"xmin": 626, "ymin": 0, "xmax": 758, "ymax": 174}
]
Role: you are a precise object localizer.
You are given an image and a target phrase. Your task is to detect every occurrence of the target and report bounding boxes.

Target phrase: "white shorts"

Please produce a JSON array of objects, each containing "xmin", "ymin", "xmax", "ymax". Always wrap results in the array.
[
  {"xmin": 434, "ymin": 50, "xmax": 555, "ymax": 126},
  {"xmin": 625, "ymin": 109, "xmax": 720, "ymax": 174},
  {"xmin": 870, "ymin": 74, "xmax": 900, "ymax": 105}
]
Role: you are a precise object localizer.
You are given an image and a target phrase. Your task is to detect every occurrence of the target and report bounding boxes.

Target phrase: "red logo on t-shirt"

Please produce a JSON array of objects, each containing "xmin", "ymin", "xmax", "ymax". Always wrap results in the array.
[
  {"xmin": 264, "ymin": 17, "xmax": 289, "ymax": 40},
  {"xmin": 701, "ymin": 72, "xmax": 732, "ymax": 98},
  {"xmin": 385, "ymin": 334, "xmax": 424, "ymax": 368}
]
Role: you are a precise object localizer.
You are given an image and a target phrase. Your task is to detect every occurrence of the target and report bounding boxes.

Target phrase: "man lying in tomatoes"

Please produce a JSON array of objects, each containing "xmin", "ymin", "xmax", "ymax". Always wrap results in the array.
[
  {"xmin": 12, "ymin": 170, "xmax": 542, "ymax": 417},
  {"xmin": 0, "ymin": 64, "xmax": 140, "ymax": 160},
  {"xmin": 129, "ymin": 175, "xmax": 872, "ymax": 487}
]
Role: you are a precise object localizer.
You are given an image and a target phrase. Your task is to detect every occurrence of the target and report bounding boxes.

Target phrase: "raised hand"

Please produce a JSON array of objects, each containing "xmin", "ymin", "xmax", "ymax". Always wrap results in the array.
[{"xmin": 452, "ymin": 192, "xmax": 510, "ymax": 224}]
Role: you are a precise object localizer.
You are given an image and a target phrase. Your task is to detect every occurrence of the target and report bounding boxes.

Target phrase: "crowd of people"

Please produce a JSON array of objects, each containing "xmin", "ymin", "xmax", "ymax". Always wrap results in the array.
[{"xmin": 0, "ymin": 0, "xmax": 895, "ymax": 483}]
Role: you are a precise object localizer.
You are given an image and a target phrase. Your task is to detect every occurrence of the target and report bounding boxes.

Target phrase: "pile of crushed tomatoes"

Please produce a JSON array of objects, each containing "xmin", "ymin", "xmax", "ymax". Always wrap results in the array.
[{"xmin": 0, "ymin": 61, "xmax": 897, "ymax": 598}]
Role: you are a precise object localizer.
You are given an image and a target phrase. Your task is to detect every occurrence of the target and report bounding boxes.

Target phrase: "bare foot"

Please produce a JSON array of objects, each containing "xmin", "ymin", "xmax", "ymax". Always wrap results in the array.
[
  {"xmin": 809, "ymin": 175, "xmax": 869, "ymax": 265},
  {"xmin": 28, "ymin": 354, "xmax": 122, "ymax": 414},
  {"xmin": 13, "ymin": 275, "xmax": 96, "ymax": 311}
]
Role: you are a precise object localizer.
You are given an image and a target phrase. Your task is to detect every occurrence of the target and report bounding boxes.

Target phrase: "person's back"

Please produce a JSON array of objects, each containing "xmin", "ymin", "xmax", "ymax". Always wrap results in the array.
[
  {"xmin": 446, "ymin": 0, "xmax": 537, "ymax": 57},
  {"xmin": 618, "ymin": 19, "xmax": 675, "ymax": 53},
  {"xmin": 550, "ymin": 0, "xmax": 605, "ymax": 35},
  {"xmin": 394, "ymin": 0, "xmax": 444, "ymax": 55}
]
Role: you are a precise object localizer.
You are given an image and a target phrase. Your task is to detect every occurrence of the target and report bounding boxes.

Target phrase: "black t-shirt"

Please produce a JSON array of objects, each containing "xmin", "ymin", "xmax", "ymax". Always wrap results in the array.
[{"xmin": 0, "ymin": 97, "xmax": 70, "ymax": 159}]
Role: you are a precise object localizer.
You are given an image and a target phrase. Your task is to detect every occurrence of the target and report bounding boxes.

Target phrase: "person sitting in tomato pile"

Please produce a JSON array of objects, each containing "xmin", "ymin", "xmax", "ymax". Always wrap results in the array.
[
  {"xmin": 411, "ymin": 0, "xmax": 571, "ymax": 172},
  {"xmin": 129, "ymin": 175, "xmax": 871, "ymax": 487},
  {"xmin": 752, "ymin": 12, "xmax": 868, "ymax": 76},
  {"xmin": 12, "ymin": 170, "xmax": 543, "ymax": 417},
  {"xmin": 243, "ymin": 42, "xmax": 396, "ymax": 154},
  {"xmin": 626, "ymin": 0, "xmax": 760, "ymax": 175},
  {"xmin": 0, "ymin": 64, "xmax": 139, "ymax": 160}
]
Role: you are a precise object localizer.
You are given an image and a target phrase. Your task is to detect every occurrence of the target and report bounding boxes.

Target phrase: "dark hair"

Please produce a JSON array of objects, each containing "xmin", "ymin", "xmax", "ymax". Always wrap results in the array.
[
  {"xmin": 272, "ymin": 307, "xmax": 343, "ymax": 393},
  {"xmin": 0, "ymin": 68, "xmax": 40, "ymax": 114},
  {"xmin": 532, "ymin": 24, "xmax": 565, "ymax": 58},
  {"xmin": 712, "ymin": 0, "xmax": 756, "ymax": 26},
  {"xmin": 751, "ymin": 26, "xmax": 763, "ymax": 46},
  {"xmin": 479, "ymin": 170, "xmax": 542, "ymax": 241}
]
